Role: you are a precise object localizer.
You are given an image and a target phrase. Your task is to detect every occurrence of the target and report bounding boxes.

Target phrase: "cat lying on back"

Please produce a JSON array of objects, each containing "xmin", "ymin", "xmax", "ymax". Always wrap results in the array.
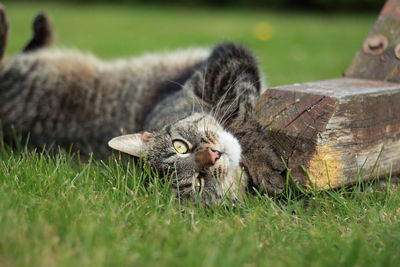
[{"xmin": 0, "ymin": 7, "xmax": 286, "ymax": 203}]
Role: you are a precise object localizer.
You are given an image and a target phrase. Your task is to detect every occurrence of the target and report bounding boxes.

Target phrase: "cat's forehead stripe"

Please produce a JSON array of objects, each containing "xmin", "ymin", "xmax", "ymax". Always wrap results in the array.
[{"xmin": 165, "ymin": 124, "xmax": 172, "ymax": 136}]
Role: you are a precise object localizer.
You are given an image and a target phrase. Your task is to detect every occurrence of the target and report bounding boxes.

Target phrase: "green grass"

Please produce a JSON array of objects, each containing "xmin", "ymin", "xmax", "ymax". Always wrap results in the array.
[
  {"xmin": 2, "ymin": 2, "xmax": 400, "ymax": 267},
  {"xmin": 2, "ymin": 143, "xmax": 400, "ymax": 267}
]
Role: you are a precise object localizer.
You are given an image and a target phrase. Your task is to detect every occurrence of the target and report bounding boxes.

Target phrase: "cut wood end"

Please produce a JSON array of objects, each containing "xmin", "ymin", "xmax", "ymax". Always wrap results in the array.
[{"xmin": 305, "ymin": 144, "xmax": 343, "ymax": 190}]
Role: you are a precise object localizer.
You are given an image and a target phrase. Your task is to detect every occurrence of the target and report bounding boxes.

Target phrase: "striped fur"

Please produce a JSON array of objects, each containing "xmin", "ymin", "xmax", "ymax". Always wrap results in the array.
[
  {"xmin": 0, "ymin": 8, "xmax": 285, "ymax": 202},
  {"xmin": 0, "ymin": 47, "xmax": 210, "ymax": 156}
]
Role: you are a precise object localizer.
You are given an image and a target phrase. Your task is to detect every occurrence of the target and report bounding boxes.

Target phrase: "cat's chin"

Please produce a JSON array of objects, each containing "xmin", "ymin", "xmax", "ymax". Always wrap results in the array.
[{"xmin": 217, "ymin": 131, "xmax": 242, "ymax": 168}]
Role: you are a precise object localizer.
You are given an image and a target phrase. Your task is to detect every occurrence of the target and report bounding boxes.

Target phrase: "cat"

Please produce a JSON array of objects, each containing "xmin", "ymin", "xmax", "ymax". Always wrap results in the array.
[{"xmin": 0, "ymin": 7, "xmax": 286, "ymax": 203}]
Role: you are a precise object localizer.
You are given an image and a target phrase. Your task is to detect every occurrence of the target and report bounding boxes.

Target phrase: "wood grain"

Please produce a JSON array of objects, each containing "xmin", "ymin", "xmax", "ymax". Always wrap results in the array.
[{"xmin": 255, "ymin": 78, "xmax": 400, "ymax": 189}]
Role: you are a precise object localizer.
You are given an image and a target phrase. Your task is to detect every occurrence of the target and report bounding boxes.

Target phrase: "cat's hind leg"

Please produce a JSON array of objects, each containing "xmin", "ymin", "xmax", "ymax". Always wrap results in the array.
[
  {"xmin": 0, "ymin": 5, "xmax": 9, "ymax": 61},
  {"xmin": 23, "ymin": 12, "xmax": 53, "ymax": 53}
]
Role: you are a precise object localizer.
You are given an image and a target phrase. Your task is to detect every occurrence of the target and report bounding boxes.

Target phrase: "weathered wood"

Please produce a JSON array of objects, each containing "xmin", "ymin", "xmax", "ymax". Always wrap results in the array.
[
  {"xmin": 247, "ymin": 0, "xmax": 400, "ymax": 191},
  {"xmin": 255, "ymin": 78, "xmax": 400, "ymax": 189},
  {"xmin": 345, "ymin": 0, "xmax": 400, "ymax": 82}
]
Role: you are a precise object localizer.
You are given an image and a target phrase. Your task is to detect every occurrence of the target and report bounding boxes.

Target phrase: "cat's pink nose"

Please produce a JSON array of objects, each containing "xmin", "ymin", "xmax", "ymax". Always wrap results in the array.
[{"xmin": 208, "ymin": 148, "xmax": 222, "ymax": 165}]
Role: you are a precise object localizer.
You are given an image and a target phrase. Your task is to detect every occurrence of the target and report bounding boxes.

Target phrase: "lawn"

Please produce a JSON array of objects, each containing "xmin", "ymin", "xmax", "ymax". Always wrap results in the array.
[{"xmin": 1, "ymin": 2, "xmax": 400, "ymax": 267}]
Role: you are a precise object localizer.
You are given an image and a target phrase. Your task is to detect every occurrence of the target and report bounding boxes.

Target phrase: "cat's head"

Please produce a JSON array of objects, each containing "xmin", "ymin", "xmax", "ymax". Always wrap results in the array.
[
  {"xmin": 108, "ymin": 43, "xmax": 262, "ymax": 203},
  {"xmin": 108, "ymin": 112, "xmax": 247, "ymax": 203}
]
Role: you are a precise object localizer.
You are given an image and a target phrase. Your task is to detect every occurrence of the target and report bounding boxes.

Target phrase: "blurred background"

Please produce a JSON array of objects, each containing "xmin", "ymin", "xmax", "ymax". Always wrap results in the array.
[
  {"xmin": 7, "ymin": 0, "xmax": 385, "ymax": 10},
  {"xmin": 3, "ymin": 0, "xmax": 384, "ymax": 86}
]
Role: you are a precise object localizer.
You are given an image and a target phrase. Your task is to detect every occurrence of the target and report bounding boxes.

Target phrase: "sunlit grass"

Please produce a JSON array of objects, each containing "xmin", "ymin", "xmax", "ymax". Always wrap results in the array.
[
  {"xmin": 1, "ymin": 140, "xmax": 400, "ymax": 266},
  {"xmin": 1, "ymin": 2, "xmax": 399, "ymax": 267}
]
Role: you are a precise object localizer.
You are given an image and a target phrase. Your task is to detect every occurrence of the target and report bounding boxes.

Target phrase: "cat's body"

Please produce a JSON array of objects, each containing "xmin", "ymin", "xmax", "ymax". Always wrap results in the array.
[
  {"xmin": 0, "ymin": 9, "xmax": 286, "ymax": 202},
  {"xmin": 1, "ymin": 47, "xmax": 211, "ymax": 157}
]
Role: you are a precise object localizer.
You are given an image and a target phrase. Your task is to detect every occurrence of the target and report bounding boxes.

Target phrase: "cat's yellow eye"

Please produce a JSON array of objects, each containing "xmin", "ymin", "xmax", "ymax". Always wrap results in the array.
[{"xmin": 173, "ymin": 140, "xmax": 189, "ymax": 154}]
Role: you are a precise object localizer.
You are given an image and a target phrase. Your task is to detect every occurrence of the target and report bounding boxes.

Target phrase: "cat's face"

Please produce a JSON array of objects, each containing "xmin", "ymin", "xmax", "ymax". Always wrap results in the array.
[{"xmin": 108, "ymin": 112, "xmax": 247, "ymax": 203}]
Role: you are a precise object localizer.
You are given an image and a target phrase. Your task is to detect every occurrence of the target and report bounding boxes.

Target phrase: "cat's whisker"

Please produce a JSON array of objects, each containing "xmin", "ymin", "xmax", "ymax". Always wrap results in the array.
[
  {"xmin": 220, "ymin": 112, "xmax": 238, "ymax": 129},
  {"xmin": 211, "ymin": 70, "xmax": 247, "ymax": 125},
  {"xmin": 210, "ymin": 71, "xmax": 244, "ymax": 120},
  {"xmin": 218, "ymin": 76, "xmax": 263, "ymax": 127},
  {"xmin": 192, "ymin": 69, "xmax": 207, "ymax": 133},
  {"xmin": 191, "ymin": 94, "xmax": 204, "ymax": 113},
  {"xmin": 201, "ymin": 66, "xmax": 208, "ymax": 117},
  {"xmin": 219, "ymin": 87, "xmax": 252, "ymax": 128},
  {"xmin": 217, "ymin": 84, "xmax": 249, "ymax": 125},
  {"xmin": 166, "ymin": 79, "xmax": 185, "ymax": 88}
]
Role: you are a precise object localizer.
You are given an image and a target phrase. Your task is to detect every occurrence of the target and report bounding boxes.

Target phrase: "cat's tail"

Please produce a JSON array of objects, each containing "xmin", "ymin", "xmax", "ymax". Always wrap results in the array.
[
  {"xmin": 23, "ymin": 12, "xmax": 53, "ymax": 53},
  {"xmin": 0, "ymin": 4, "xmax": 9, "ymax": 62}
]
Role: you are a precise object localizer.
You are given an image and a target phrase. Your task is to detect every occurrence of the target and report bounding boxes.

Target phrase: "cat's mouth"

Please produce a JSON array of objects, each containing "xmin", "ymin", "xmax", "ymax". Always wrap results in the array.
[{"xmin": 193, "ymin": 173, "xmax": 205, "ymax": 194}]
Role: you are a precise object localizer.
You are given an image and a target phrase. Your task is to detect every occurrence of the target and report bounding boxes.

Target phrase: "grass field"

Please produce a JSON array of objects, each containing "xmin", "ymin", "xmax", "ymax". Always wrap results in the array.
[{"xmin": 2, "ymin": 2, "xmax": 400, "ymax": 267}]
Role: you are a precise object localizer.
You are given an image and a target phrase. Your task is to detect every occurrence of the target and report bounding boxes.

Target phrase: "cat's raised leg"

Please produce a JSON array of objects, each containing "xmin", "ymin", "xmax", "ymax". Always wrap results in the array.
[
  {"xmin": 0, "ymin": 5, "xmax": 9, "ymax": 61},
  {"xmin": 23, "ymin": 12, "xmax": 53, "ymax": 53},
  {"xmin": 193, "ymin": 43, "xmax": 261, "ymax": 123}
]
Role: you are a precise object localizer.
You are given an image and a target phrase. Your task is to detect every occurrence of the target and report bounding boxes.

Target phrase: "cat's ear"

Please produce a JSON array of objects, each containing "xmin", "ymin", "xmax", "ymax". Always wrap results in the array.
[{"xmin": 108, "ymin": 131, "xmax": 152, "ymax": 157}]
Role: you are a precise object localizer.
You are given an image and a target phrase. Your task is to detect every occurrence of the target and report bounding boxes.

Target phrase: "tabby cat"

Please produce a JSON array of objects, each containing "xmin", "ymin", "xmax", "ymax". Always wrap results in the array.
[{"xmin": 0, "ymin": 7, "xmax": 286, "ymax": 203}]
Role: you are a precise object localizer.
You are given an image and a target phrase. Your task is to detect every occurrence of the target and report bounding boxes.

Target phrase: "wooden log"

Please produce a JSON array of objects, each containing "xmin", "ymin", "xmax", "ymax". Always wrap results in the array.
[
  {"xmin": 345, "ymin": 0, "xmax": 400, "ymax": 82},
  {"xmin": 254, "ymin": 78, "xmax": 400, "ymax": 189},
  {"xmin": 243, "ymin": 0, "xmax": 400, "ymax": 192}
]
